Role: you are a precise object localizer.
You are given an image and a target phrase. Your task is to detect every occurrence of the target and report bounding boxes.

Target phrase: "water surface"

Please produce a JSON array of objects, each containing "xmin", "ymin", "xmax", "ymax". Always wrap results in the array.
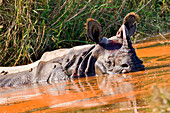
[{"xmin": 0, "ymin": 35, "xmax": 170, "ymax": 113}]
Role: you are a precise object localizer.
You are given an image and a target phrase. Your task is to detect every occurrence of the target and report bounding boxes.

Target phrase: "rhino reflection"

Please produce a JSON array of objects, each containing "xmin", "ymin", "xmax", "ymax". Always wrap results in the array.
[
  {"xmin": 49, "ymin": 74, "xmax": 139, "ymax": 112},
  {"xmin": 0, "ymin": 74, "xmax": 141, "ymax": 112},
  {"xmin": 97, "ymin": 75, "xmax": 138, "ymax": 112}
]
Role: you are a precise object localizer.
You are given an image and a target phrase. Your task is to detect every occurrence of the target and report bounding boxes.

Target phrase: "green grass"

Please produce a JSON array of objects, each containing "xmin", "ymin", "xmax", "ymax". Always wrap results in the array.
[{"xmin": 0, "ymin": 0, "xmax": 169, "ymax": 66}]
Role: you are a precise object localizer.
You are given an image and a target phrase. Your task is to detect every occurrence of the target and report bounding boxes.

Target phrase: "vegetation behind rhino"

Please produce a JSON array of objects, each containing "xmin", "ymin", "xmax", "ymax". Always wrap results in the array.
[{"xmin": 0, "ymin": 13, "xmax": 145, "ymax": 87}]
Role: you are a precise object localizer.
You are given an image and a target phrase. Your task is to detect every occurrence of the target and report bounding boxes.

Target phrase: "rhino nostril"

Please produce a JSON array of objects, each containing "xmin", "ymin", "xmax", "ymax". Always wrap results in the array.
[{"xmin": 121, "ymin": 64, "xmax": 128, "ymax": 68}]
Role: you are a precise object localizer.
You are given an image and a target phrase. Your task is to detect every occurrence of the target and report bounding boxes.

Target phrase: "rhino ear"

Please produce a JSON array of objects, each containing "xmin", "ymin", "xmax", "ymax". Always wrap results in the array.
[
  {"xmin": 123, "ymin": 12, "xmax": 139, "ymax": 36},
  {"xmin": 116, "ymin": 12, "xmax": 139, "ymax": 38},
  {"xmin": 85, "ymin": 18, "xmax": 102, "ymax": 44}
]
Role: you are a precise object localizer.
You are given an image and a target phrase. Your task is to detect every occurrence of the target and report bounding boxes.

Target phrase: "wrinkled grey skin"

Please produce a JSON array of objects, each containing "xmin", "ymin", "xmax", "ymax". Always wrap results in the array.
[{"xmin": 0, "ymin": 13, "xmax": 145, "ymax": 87}]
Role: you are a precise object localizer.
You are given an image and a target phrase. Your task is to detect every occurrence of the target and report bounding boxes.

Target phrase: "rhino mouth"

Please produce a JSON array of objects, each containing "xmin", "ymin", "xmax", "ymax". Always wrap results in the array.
[
  {"xmin": 120, "ymin": 69, "xmax": 129, "ymax": 73},
  {"xmin": 120, "ymin": 64, "xmax": 145, "ymax": 74}
]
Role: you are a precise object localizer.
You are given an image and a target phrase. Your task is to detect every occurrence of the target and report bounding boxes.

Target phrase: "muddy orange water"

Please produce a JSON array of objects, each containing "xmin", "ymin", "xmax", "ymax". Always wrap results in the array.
[{"xmin": 0, "ymin": 35, "xmax": 170, "ymax": 113}]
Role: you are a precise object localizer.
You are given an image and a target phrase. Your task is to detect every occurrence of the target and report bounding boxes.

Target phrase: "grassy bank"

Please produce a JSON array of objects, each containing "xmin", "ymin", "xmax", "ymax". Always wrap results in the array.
[{"xmin": 0, "ymin": 0, "xmax": 169, "ymax": 66}]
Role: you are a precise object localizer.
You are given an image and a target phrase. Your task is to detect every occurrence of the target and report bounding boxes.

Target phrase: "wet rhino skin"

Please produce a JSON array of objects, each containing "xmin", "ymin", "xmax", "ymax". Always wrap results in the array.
[{"xmin": 0, "ymin": 12, "xmax": 145, "ymax": 87}]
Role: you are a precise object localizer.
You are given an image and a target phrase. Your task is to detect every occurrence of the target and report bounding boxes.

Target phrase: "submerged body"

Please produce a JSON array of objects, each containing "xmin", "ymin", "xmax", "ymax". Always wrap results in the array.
[{"xmin": 0, "ymin": 13, "xmax": 145, "ymax": 87}]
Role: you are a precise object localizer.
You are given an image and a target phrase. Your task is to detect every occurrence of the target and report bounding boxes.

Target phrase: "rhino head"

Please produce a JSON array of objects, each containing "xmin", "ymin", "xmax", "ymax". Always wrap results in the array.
[{"xmin": 77, "ymin": 12, "xmax": 145, "ymax": 76}]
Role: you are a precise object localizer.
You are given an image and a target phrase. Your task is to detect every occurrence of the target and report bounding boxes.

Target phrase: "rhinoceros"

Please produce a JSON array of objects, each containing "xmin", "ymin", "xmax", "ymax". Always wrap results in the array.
[{"xmin": 0, "ymin": 12, "xmax": 145, "ymax": 87}]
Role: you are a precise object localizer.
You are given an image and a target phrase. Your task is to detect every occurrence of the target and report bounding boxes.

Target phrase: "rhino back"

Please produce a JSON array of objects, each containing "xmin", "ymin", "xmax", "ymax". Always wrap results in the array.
[
  {"xmin": 0, "ymin": 66, "xmax": 37, "ymax": 87},
  {"xmin": 0, "ymin": 44, "xmax": 94, "ymax": 87}
]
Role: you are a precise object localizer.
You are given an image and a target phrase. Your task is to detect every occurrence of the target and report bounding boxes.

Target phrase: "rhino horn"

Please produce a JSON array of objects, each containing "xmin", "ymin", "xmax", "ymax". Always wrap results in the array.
[
  {"xmin": 116, "ymin": 12, "xmax": 139, "ymax": 39},
  {"xmin": 121, "ymin": 24, "xmax": 133, "ymax": 49},
  {"xmin": 120, "ymin": 12, "xmax": 139, "ymax": 49}
]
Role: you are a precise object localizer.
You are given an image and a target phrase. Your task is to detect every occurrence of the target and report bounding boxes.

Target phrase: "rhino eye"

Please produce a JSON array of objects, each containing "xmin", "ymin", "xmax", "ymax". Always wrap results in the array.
[{"xmin": 105, "ymin": 60, "xmax": 112, "ymax": 67}]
